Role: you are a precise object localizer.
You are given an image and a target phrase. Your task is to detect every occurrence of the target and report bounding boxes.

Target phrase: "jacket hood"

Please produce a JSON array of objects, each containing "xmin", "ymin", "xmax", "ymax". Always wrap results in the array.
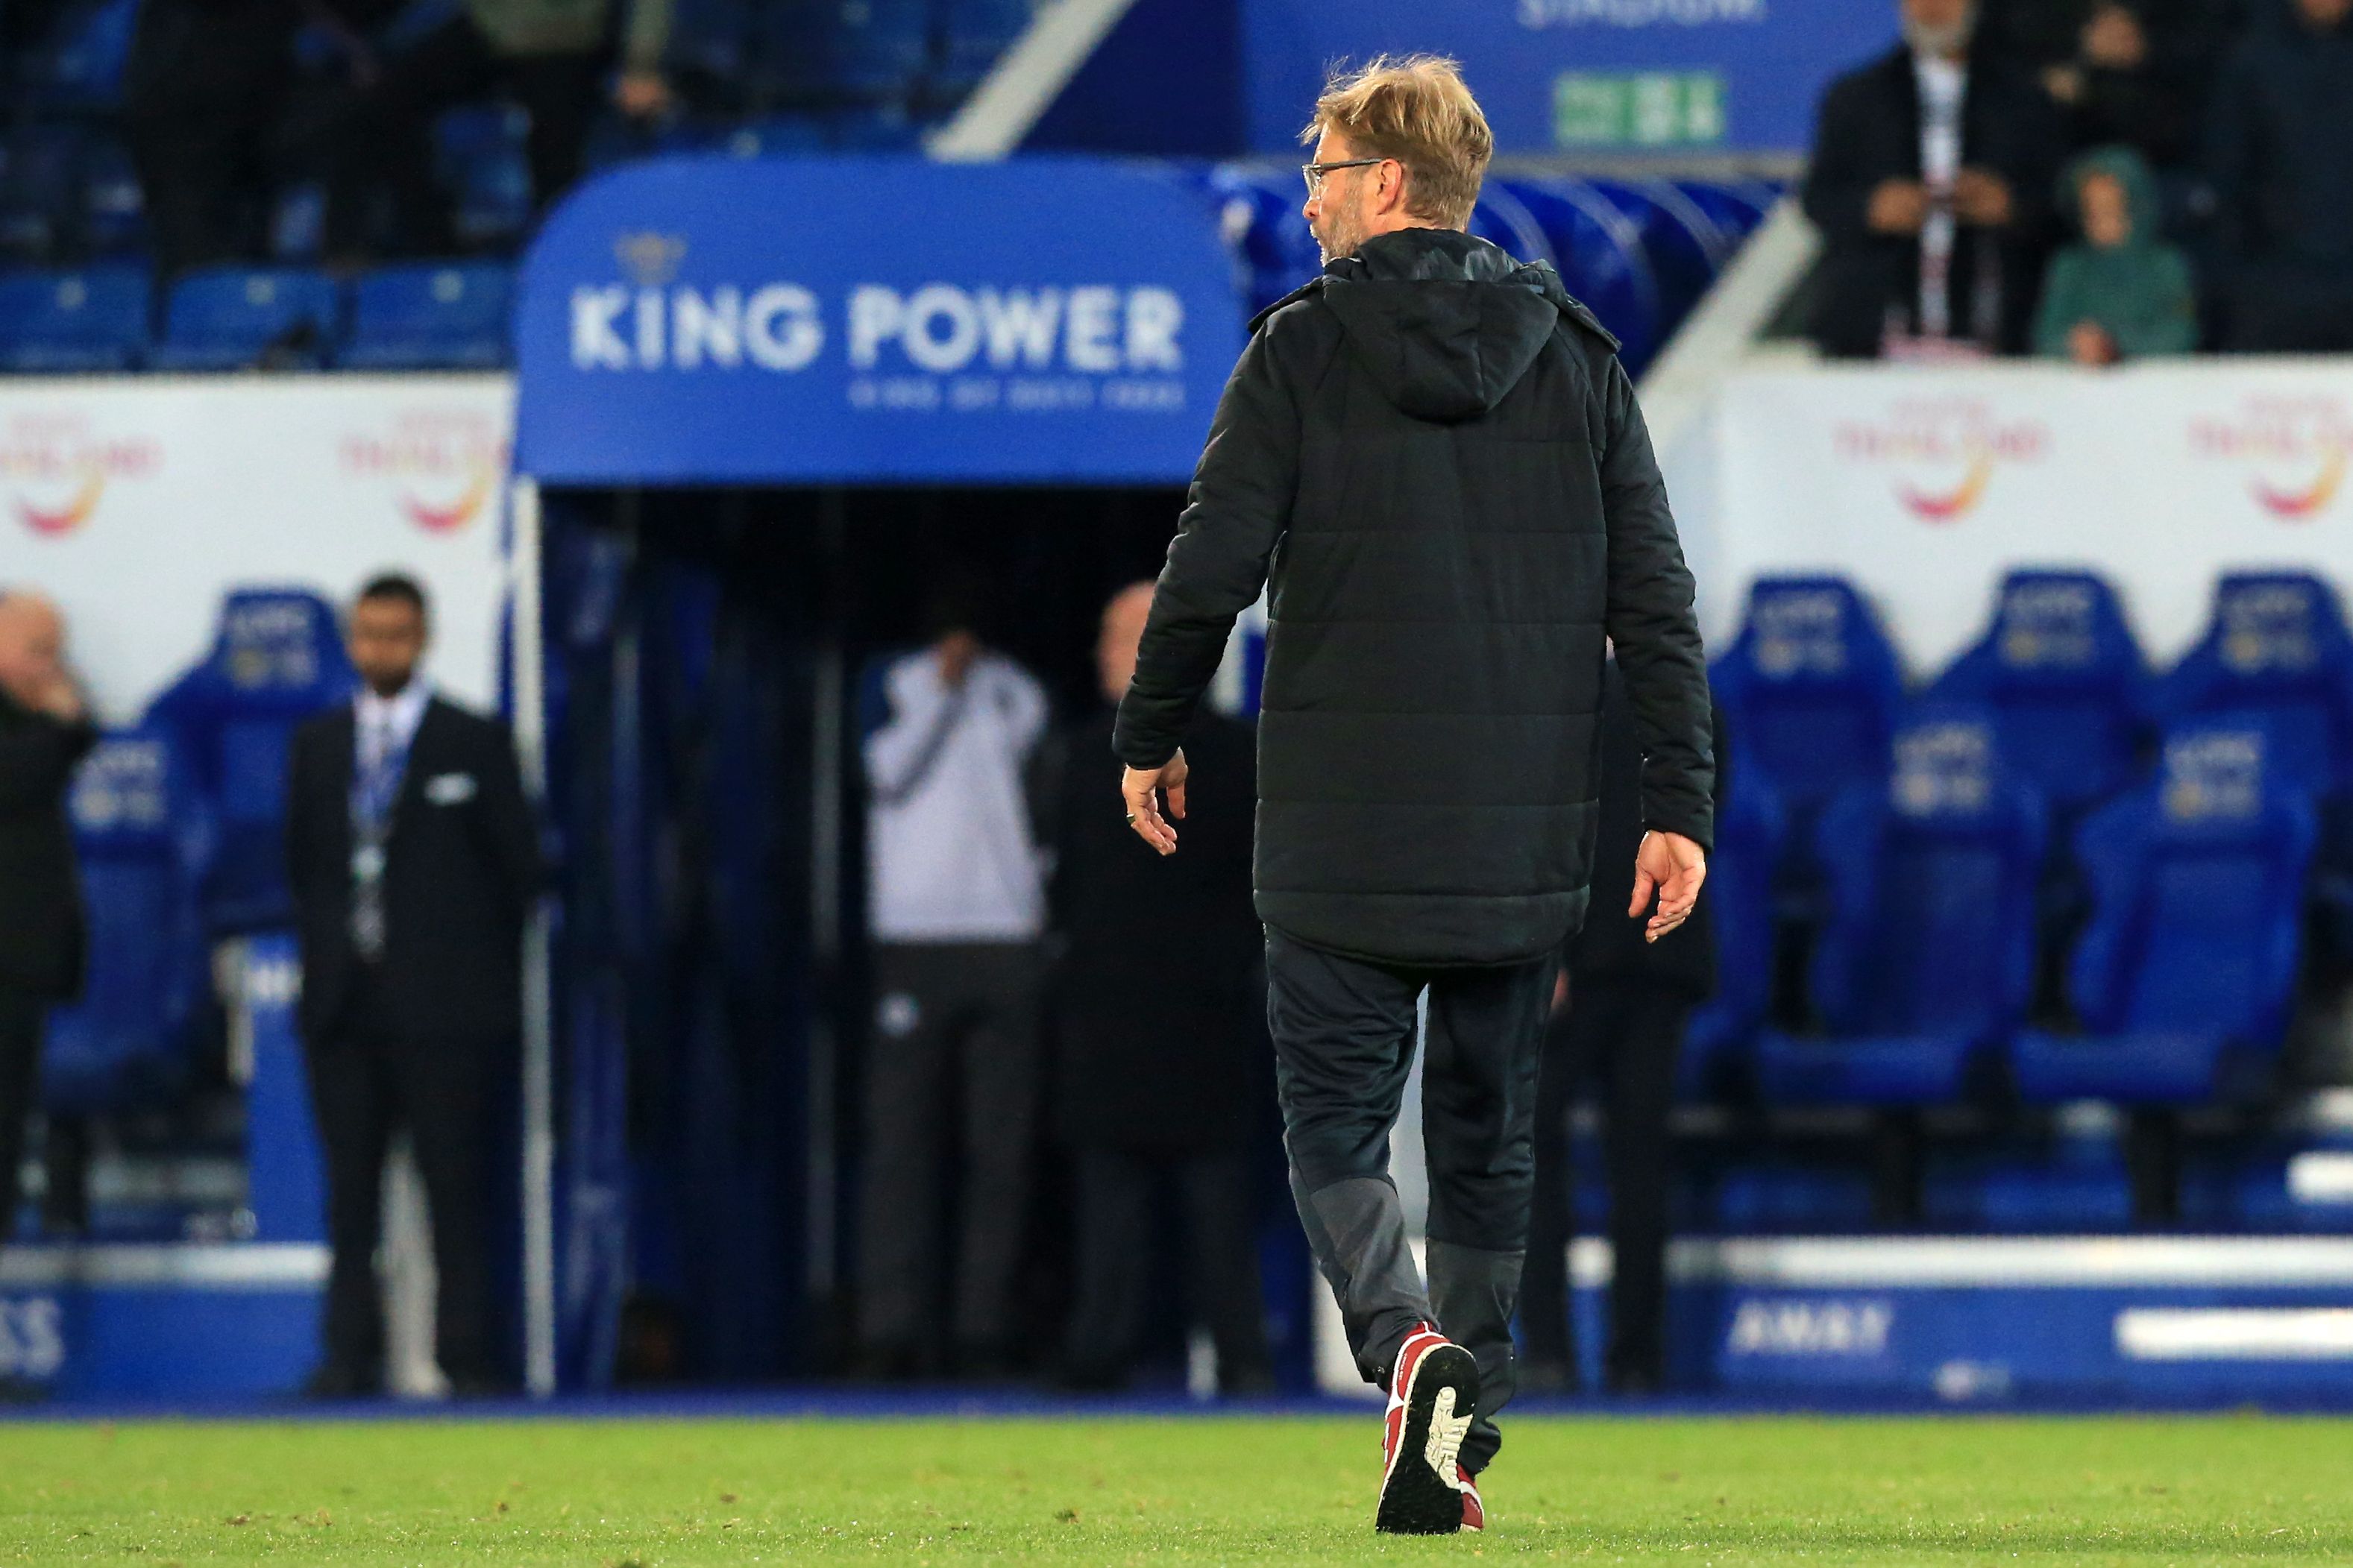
[
  {"xmin": 1313, "ymin": 228, "xmax": 1577, "ymax": 423},
  {"xmin": 2058, "ymin": 145, "xmax": 2161, "ymax": 248}
]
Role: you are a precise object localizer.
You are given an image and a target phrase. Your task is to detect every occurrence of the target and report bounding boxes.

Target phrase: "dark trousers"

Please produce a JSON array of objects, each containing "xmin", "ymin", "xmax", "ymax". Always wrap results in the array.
[
  {"xmin": 1522, "ymin": 977, "xmax": 1686, "ymax": 1390},
  {"xmin": 305, "ymin": 980, "xmax": 508, "ymax": 1387},
  {"xmin": 1062, "ymin": 1144, "xmax": 1274, "ymax": 1391},
  {"xmin": 310, "ymin": 19, "xmax": 602, "ymax": 258},
  {"xmin": 857, "ymin": 941, "xmax": 1043, "ymax": 1358},
  {"xmin": 0, "ymin": 991, "xmax": 42, "ymax": 1244},
  {"xmin": 124, "ymin": 104, "xmax": 282, "ymax": 277},
  {"xmin": 1263, "ymin": 928, "xmax": 1555, "ymax": 1476}
]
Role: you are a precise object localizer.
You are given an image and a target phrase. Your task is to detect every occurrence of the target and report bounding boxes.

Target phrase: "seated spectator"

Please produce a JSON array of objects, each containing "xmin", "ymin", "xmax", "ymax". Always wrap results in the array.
[
  {"xmin": 2206, "ymin": 0, "xmax": 2353, "ymax": 351},
  {"xmin": 1980, "ymin": 0, "xmax": 2224, "ymax": 169},
  {"xmin": 2034, "ymin": 147, "xmax": 2199, "ymax": 362},
  {"xmin": 307, "ymin": 0, "xmax": 674, "ymax": 260},
  {"xmin": 1803, "ymin": 0, "xmax": 2063, "ymax": 359}
]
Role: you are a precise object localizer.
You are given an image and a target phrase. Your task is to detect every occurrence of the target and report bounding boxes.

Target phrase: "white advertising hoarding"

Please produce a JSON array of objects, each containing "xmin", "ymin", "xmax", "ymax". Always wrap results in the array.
[
  {"xmin": 0, "ymin": 374, "xmax": 514, "ymax": 722},
  {"xmin": 1708, "ymin": 362, "xmax": 2353, "ymax": 678}
]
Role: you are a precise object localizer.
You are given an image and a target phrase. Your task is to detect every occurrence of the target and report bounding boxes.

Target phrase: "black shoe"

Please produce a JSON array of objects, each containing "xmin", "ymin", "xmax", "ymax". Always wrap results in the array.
[
  {"xmin": 301, "ymin": 1364, "xmax": 384, "ymax": 1399},
  {"xmin": 1217, "ymin": 1363, "xmax": 1281, "ymax": 1399},
  {"xmin": 846, "ymin": 1342, "xmax": 924, "ymax": 1383}
]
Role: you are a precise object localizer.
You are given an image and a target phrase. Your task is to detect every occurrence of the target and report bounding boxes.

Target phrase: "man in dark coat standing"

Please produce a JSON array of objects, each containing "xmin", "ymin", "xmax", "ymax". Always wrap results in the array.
[
  {"xmin": 1802, "ymin": 0, "xmax": 2061, "ymax": 357},
  {"xmin": 1043, "ymin": 582, "xmax": 1275, "ymax": 1396},
  {"xmin": 0, "ymin": 592, "xmax": 96, "ymax": 1252},
  {"xmin": 1113, "ymin": 57, "xmax": 1713, "ymax": 1534},
  {"xmin": 285, "ymin": 574, "xmax": 539, "ymax": 1396},
  {"xmin": 1521, "ymin": 664, "xmax": 1728, "ymax": 1396}
]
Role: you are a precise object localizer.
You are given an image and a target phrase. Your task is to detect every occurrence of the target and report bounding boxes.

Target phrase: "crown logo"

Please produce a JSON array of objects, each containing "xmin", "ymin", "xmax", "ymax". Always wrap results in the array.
[{"xmin": 615, "ymin": 232, "xmax": 687, "ymax": 288}]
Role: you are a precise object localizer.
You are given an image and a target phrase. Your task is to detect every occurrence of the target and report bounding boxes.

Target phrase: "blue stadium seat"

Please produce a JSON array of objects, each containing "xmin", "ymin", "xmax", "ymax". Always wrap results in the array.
[
  {"xmin": 1678, "ymin": 753, "xmax": 1785, "ymax": 1098},
  {"xmin": 1672, "ymin": 177, "xmax": 1779, "ymax": 243},
  {"xmin": 0, "ymin": 124, "xmax": 87, "ymax": 262},
  {"xmin": 2156, "ymin": 572, "xmax": 2353, "ymax": 796},
  {"xmin": 1200, "ymin": 165, "xmax": 1322, "ymax": 317},
  {"xmin": 143, "ymin": 588, "xmax": 355, "ymax": 933},
  {"xmin": 0, "ymin": 266, "xmax": 148, "ymax": 371},
  {"xmin": 439, "ymin": 105, "xmax": 535, "ymax": 249},
  {"xmin": 150, "ymin": 268, "xmax": 342, "ymax": 371},
  {"xmin": 14, "ymin": 0, "xmax": 138, "ymax": 115},
  {"xmin": 2010, "ymin": 717, "xmax": 2316, "ymax": 1104},
  {"xmin": 43, "ymin": 731, "xmax": 212, "ymax": 1117},
  {"xmin": 1930, "ymin": 570, "xmax": 2153, "ymax": 818},
  {"xmin": 762, "ymin": 0, "xmax": 927, "ymax": 101},
  {"xmin": 1581, "ymin": 177, "xmax": 1736, "ymax": 345},
  {"xmin": 1489, "ymin": 178, "xmax": 1662, "ymax": 374},
  {"xmin": 1756, "ymin": 708, "xmax": 2046, "ymax": 1105},
  {"xmin": 80, "ymin": 135, "xmax": 146, "ymax": 256},
  {"xmin": 1709, "ymin": 576, "xmax": 1905, "ymax": 846},
  {"xmin": 342, "ymin": 262, "xmax": 514, "ymax": 370}
]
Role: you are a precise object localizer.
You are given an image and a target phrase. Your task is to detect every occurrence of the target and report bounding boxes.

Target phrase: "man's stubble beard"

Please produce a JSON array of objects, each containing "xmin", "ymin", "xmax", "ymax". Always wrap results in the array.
[{"xmin": 1314, "ymin": 210, "xmax": 1364, "ymax": 266}]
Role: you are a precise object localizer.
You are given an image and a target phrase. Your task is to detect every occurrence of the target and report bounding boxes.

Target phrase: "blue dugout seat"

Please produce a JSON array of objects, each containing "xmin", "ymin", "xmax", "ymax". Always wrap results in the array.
[
  {"xmin": 43, "ymin": 731, "xmax": 212, "ymax": 1116},
  {"xmin": 0, "ymin": 266, "xmax": 148, "ymax": 371},
  {"xmin": 1710, "ymin": 576, "xmax": 1904, "ymax": 846},
  {"xmin": 1931, "ymin": 570, "xmax": 2153, "ymax": 819},
  {"xmin": 1489, "ymin": 177, "xmax": 1662, "ymax": 375},
  {"xmin": 2157, "ymin": 572, "xmax": 2353, "ymax": 796},
  {"xmin": 2011, "ymin": 717, "xmax": 2316, "ymax": 1104},
  {"xmin": 1677, "ymin": 752, "xmax": 1784, "ymax": 1098},
  {"xmin": 342, "ymin": 262, "xmax": 513, "ymax": 370},
  {"xmin": 1756, "ymin": 708, "xmax": 2045, "ymax": 1105},
  {"xmin": 150, "ymin": 267, "xmax": 342, "ymax": 371},
  {"xmin": 144, "ymin": 588, "xmax": 355, "ymax": 933}
]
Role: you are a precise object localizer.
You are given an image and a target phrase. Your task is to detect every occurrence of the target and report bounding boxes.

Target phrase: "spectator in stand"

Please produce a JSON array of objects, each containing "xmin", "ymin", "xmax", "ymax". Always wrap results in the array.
[
  {"xmin": 120, "ymin": 0, "xmax": 302, "ymax": 277},
  {"xmin": 2205, "ymin": 0, "xmax": 2353, "ymax": 351},
  {"xmin": 854, "ymin": 589, "xmax": 1051, "ymax": 1380},
  {"xmin": 310, "ymin": 0, "xmax": 674, "ymax": 260},
  {"xmin": 1037, "ymin": 583, "xmax": 1276, "ymax": 1397},
  {"xmin": 2035, "ymin": 147, "xmax": 2199, "ymax": 362},
  {"xmin": 1979, "ymin": 1, "xmax": 2227, "ymax": 170},
  {"xmin": 0, "ymin": 593, "xmax": 95, "ymax": 1266},
  {"xmin": 1803, "ymin": 0, "xmax": 2063, "ymax": 359}
]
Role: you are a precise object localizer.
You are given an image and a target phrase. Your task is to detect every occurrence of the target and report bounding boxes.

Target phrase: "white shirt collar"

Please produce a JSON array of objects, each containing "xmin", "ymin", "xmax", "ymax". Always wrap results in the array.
[{"xmin": 354, "ymin": 678, "xmax": 433, "ymax": 752}]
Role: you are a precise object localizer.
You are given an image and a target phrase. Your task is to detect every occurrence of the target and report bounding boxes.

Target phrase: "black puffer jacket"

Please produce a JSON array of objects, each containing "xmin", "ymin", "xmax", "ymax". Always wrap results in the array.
[{"xmin": 1115, "ymin": 227, "xmax": 1713, "ymax": 968}]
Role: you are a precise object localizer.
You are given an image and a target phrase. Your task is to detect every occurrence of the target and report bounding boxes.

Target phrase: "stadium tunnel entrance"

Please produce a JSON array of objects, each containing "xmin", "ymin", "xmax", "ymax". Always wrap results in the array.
[{"xmin": 505, "ymin": 154, "xmax": 1297, "ymax": 1391}]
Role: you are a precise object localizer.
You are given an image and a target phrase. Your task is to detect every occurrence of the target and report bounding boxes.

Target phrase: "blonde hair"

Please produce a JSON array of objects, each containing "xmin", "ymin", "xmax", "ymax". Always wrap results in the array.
[{"xmin": 1301, "ymin": 54, "xmax": 1493, "ymax": 230}]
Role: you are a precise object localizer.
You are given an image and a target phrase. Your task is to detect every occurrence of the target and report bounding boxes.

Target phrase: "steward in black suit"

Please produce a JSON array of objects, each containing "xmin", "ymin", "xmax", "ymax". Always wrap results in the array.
[
  {"xmin": 0, "ymin": 591, "xmax": 98, "ymax": 1249},
  {"xmin": 283, "ymin": 577, "xmax": 538, "ymax": 1395}
]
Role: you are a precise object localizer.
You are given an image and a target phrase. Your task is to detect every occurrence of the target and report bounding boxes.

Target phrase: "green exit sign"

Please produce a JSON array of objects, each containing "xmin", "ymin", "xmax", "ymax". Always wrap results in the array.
[{"xmin": 1553, "ymin": 72, "xmax": 1727, "ymax": 148}]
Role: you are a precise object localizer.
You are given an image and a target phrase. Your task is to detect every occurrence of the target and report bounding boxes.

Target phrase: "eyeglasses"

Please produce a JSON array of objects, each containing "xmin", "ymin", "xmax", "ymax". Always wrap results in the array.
[{"xmin": 1301, "ymin": 157, "xmax": 1384, "ymax": 197}]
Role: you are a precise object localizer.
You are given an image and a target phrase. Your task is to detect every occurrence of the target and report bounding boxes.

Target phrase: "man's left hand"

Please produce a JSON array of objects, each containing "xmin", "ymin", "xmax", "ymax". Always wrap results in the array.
[
  {"xmin": 1630, "ymin": 830, "xmax": 1707, "ymax": 943},
  {"xmin": 1121, "ymin": 749, "xmax": 1188, "ymax": 856}
]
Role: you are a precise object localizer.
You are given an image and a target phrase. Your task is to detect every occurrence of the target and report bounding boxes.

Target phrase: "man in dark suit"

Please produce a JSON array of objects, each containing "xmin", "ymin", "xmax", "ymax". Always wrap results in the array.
[
  {"xmin": 0, "ymin": 592, "xmax": 96, "ymax": 1252},
  {"xmin": 1802, "ymin": 0, "xmax": 2061, "ymax": 356},
  {"xmin": 284, "ymin": 573, "xmax": 538, "ymax": 1396},
  {"xmin": 1040, "ymin": 582, "xmax": 1276, "ymax": 1396},
  {"xmin": 1520, "ymin": 664, "xmax": 1728, "ymax": 1395}
]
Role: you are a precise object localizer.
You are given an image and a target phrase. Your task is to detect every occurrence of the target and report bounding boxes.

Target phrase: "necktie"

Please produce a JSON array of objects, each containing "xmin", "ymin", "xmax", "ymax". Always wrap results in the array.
[{"xmin": 350, "ymin": 709, "xmax": 404, "ymax": 962}]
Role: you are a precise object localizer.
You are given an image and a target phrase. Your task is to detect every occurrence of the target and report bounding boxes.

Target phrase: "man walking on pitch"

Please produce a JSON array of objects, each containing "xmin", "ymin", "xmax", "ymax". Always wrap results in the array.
[{"xmin": 1114, "ymin": 56, "xmax": 1713, "ymax": 1534}]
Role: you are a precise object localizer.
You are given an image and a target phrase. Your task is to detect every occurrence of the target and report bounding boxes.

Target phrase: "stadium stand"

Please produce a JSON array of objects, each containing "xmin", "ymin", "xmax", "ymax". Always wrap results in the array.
[
  {"xmin": 0, "ymin": 263, "xmax": 147, "ymax": 369},
  {"xmin": 149, "ymin": 267, "xmax": 342, "ymax": 372},
  {"xmin": 342, "ymin": 261, "xmax": 515, "ymax": 370},
  {"xmin": 142, "ymin": 588, "xmax": 354, "ymax": 933}
]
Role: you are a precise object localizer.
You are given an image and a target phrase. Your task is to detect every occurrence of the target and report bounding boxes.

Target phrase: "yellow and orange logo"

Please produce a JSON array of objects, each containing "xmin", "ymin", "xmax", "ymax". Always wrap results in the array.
[
  {"xmin": 1834, "ymin": 399, "xmax": 2046, "ymax": 523},
  {"xmin": 2, "ymin": 412, "xmax": 161, "ymax": 537},
  {"xmin": 2191, "ymin": 397, "xmax": 2352, "ymax": 523},
  {"xmin": 339, "ymin": 409, "xmax": 510, "ymax": 534}
]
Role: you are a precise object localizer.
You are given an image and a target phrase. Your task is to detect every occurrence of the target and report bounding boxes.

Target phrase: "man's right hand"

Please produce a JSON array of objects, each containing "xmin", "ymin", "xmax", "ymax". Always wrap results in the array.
[
  {"xmin": 1867, "ymin": 179, "xmax": 1929, "ymax": 236},
  {"xmin": 1630, "ymin": 831, "xmax": 1707, "ymax": 944}
]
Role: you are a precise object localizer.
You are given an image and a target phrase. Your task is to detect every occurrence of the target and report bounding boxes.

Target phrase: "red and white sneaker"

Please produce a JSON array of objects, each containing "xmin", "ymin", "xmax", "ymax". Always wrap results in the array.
[
  {"xmin": 1460, "ymin": 1470, "xmax": 1485, "ymax": 1532},
  {"xmin": 1375, "ymin": 1323, "xmax": 1480, "ymax": 1534}
]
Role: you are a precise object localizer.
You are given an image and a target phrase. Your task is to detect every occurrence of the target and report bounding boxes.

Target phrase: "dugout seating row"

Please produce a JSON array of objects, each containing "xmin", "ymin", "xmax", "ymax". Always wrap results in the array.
[
  {"xmin": 0, "ymin": 262, "xmax": 514, "ymax": 371},
  {"xmin": 1691, "ymin": 569, "xmax": 2353, "ymax": 1112}
]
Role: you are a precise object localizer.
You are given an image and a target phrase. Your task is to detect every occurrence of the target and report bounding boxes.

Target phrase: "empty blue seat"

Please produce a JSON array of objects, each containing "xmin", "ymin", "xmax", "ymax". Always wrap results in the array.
[
  {"xmin": 0, "ymin": 266, "xmax": 148, "ymax": 371},
  {"xmin": 1678, "ymin": 753, "xmax": 1785, "ymax": 1098},
  {"xmin": 2011, "ymin": 717, "xmax": 2316, "ymax": 1104},
  {"xmin": 1580, "ymin": 177, "xmax": 1735, "ymax": 345},
  {"xmin": 43, "ymin": 731, "xmax": 211, "ymax": 1116},
  {"xmin": 1710, "ymin": 576, "xmax": 1905, "ymax": 845},
  {"xmin": 151, "ymin": 268, "xmax": 342, "ymax": 371},
  {"xmin": 2157, "ymin": 572, "xmax": 2353, "ymax": 796},
  {"xmin": 144, "ymin": 588, "xmax": 355, "ymax": 933},
  {"xmin": 1199, "ymin": 164, "xmax": 1322, "ymax": 316},
  {"xmin": 342, "ymin": 262, "xmax": 513, "ymax": 370},
  {"xmin": 1931, "ymin": 570, "xmax": 2153, "ymax": 817},
  {"xmin": 1756, "ymin": 708, "xmax": 2046, "ymax": 1105}
]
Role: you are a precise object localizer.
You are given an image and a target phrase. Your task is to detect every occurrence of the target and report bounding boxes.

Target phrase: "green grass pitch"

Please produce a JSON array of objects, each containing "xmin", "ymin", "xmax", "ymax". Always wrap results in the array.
[{"xmin": 2, "ymin": 1414, "xmax": 2349, "ymax": 1564}]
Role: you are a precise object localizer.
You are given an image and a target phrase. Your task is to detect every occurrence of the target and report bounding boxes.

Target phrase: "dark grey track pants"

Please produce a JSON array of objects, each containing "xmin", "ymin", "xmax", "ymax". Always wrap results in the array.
[{"xmin": 1263, "ymin": 928, "xmax": 1556, "ymax": 1475}]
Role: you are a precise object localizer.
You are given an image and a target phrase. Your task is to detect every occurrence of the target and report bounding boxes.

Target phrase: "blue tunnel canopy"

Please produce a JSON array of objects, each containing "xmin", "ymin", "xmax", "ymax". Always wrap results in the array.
[{"xmin": 514, "ymin": 154, "xmax": 1249, "ymax": 487}]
